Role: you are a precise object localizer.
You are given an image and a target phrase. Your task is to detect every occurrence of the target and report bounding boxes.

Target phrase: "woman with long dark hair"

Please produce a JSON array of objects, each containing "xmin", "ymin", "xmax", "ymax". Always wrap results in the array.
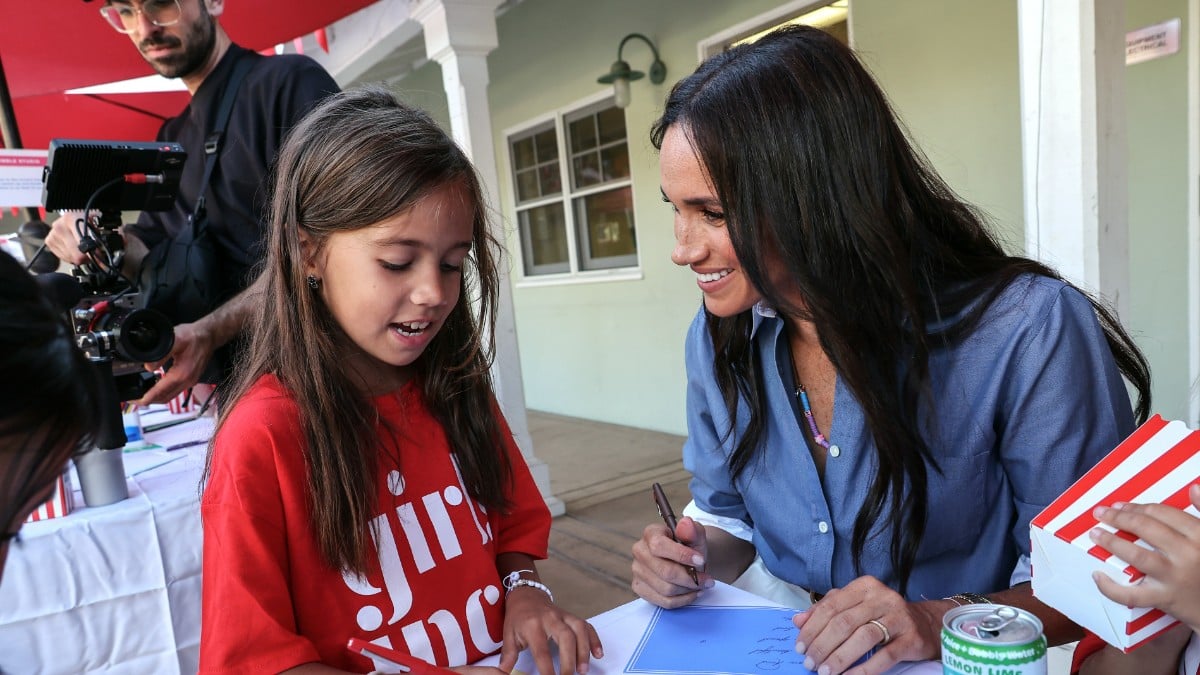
[{"xmin": 631, "ymin": 25, "xmax": 1151, "ymax": 674}]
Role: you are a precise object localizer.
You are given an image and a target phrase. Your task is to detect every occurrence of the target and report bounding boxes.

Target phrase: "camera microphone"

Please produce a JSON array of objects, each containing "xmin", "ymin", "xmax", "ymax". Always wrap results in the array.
[{"xmin": 34, "ymin": 272, "xmax": 85, "ymax": 313}]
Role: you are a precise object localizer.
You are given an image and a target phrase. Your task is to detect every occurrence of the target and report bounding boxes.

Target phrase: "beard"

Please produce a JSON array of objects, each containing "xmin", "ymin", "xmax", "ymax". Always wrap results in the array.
[{"xmin": 137, "ymin": 6, "xmax": 217, "ymax": 79}]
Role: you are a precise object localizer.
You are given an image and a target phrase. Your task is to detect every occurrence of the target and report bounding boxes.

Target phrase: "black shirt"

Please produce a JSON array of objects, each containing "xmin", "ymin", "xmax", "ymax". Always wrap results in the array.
[{"xmin": 128, "ymin": 44, "xmax": 338, "ymax": 302}]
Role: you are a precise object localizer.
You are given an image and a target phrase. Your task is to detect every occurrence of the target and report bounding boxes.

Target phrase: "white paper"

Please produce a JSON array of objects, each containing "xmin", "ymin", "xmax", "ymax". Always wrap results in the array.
[{"xmin": 0, "ymin": 149, "xmax": 47, "ymax": 208}]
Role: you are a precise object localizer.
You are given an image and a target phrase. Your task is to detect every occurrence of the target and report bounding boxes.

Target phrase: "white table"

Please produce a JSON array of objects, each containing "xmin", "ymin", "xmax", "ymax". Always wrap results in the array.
[
  {"xmin": 478, "ymin": 582, "xmax": 941, "ymax": 675},
  {"xmin": 0, "ymin": 415, "xmax": 212, "ymax": 675}
]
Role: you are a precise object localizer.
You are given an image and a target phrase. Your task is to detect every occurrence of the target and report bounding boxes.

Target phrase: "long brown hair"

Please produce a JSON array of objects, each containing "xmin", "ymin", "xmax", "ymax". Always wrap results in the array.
[
  {"xmin": 206, "ymin": 86, "xmax": 511, "ymax": 575},
  {"xmin": 651, "ymin": 26, "xmax": 1151, "ymax": 594}
]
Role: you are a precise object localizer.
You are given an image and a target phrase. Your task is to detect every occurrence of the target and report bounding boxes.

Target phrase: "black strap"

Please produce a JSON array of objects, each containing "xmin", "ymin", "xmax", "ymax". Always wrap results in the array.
[{"xmin": 190, "ymin": 54, "xmax": 256, "ymax": 236}]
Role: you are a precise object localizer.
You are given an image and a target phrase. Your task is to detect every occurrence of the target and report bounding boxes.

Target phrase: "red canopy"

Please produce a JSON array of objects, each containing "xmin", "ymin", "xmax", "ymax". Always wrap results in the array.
[{"xmin": 0, "ymin": 0, "xmax": 377, "ymax": 148}]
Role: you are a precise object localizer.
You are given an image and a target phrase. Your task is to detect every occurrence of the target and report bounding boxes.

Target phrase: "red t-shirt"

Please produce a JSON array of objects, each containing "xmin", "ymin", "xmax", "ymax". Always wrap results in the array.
[{"xmin": 199, "ymin": 374, "xmax": 551, "ymax": 673}]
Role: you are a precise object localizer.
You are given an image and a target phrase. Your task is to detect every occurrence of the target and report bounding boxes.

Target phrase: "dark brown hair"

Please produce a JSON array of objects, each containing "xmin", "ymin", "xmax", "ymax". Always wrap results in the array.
[
  {"xmin": 0, "ymin": 252, "xmax": 99, "ymax": 533},
  {"xmin": 651, "ymin": 25, "xmax": 1151, "ymax": 594},
  {"xmin": 208, "ymin": 86, "xmax": 511, "ymax": 574}
]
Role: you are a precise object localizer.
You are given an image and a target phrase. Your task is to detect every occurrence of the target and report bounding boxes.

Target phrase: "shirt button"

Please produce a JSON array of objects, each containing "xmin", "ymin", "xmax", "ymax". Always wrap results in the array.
[
  {"xmin": 829, "ymin": 444, "xmax": 841, "ymax": 458},
  {"xmin": 818, "ymin": 521, "xmax": 829, "ymax": 533}
]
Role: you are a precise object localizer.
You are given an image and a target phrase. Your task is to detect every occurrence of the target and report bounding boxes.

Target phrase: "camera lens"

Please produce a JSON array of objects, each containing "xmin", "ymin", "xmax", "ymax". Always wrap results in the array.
[{"xmin": 115, "ymin": 308, "xmax": 174, "ymax": 363}]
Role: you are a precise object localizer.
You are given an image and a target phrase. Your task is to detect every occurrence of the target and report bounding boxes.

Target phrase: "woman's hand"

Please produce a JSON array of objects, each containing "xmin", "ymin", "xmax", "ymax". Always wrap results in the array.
[
  {"xmin": 630, "ymin": 517, "xmax": 713, "ymax": 608},
  {"xmin": 793, "ymin": 575, "xmax": 945, "ymax": 675},
  {"xmin": 496, "ymin": 587, "xmax": 602, "ymax": 675},
  {"xmin": 1090, "ymin": 483, "xmax": 1200, "ymax": 634}
]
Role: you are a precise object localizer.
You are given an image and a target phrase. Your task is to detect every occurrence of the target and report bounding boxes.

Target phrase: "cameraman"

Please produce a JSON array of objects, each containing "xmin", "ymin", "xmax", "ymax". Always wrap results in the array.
[
  {"xmin": 46, "ymin": 0, "xmax": 338, "ymax": 405},
  {"xmin": 0, "ymin": 250, "xmax": 100, "ymax": 581}
]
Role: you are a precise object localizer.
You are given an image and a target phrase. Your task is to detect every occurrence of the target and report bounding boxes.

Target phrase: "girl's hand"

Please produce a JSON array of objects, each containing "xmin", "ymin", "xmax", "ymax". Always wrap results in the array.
[
  {"xmin": 497, "ymin": 588, "xmax": 602, "ymax": 675},
  {"xmin": 630, "ymin": 517, "xmax": 712, "ymax": 608},
  {"xmin": 792, "ymin": 575, "xmax": 944, "ymax": 675},
  {"xmin": 1090, "ymin": 483, "xmax": 1200, "ymax": 633},
  {"xmin": 447, "ymin": 667, "xmax": 508, "ymax": 675}
]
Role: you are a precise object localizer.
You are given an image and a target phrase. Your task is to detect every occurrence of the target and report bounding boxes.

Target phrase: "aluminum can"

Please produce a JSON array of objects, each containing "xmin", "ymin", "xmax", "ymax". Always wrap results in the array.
[{"xmin": 941, "ymin": 604, "xmax": 1047, "ymax": 675}]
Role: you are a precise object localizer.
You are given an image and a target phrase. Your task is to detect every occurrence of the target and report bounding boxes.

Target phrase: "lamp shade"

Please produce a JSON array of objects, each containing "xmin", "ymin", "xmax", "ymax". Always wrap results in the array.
[
  {"xmin": 595, "ymin": 33, "xmax": 666, "ymax": 109},
  {"xmin": 613, "ymin": 78, "xmax": 632, "ymax": 109}
]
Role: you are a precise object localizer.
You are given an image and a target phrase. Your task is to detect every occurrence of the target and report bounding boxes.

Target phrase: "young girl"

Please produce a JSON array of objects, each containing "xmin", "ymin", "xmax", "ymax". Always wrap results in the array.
[{"xmin": 199, "ymin": 87, "xmax": 602, "ymax": 675}]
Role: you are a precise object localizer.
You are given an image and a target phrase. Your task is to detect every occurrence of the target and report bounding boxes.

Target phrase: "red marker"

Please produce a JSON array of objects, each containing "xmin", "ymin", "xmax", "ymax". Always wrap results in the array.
[{"xmin": 346, "ymin": 638, "xmax": 456, "ymax": 674}]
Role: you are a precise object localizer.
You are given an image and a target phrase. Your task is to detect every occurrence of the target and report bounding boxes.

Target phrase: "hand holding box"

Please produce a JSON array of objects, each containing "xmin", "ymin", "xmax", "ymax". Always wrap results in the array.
[{"xmin": 1031, "ymin": 414, "xmax": 1200, "ymax": 652}]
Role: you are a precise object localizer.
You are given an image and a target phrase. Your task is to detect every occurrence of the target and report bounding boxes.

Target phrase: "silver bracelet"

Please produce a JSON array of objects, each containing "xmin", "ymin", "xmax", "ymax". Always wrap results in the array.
[{"xmin": 502, "ymin": 570, "xmax": 553, "ymax": 602}]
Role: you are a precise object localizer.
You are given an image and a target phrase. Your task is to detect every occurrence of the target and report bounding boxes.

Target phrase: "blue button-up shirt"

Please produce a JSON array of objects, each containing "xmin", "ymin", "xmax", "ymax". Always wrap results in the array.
[{"xmin": 683, "ymin": 274, "xmax": 1135, "ymax": 601}]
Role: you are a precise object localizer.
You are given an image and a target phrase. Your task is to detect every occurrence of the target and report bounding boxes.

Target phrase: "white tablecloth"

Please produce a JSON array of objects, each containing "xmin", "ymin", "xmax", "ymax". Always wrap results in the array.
[{"xmin": 0, "ymin": 416, "xmax": 212, "ymax": 675}]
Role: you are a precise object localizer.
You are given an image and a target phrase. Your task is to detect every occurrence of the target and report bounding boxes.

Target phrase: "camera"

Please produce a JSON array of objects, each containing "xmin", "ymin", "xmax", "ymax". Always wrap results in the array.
[{"xmin": 40, "ymin": 139, "xmax": 187, "ymax": 402}]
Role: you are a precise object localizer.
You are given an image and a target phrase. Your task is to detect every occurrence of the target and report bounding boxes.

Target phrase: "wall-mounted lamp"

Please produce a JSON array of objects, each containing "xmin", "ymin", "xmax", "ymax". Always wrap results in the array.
[{"xmin": 596, "ymin": 33, "xmax": 667, "ymax": 109}]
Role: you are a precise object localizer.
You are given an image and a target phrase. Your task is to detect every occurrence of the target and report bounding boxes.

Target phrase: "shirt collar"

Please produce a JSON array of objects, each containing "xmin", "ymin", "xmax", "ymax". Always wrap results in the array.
[{"xmin": 750, "ymin": 301, "xmax": 780, "ymax": 338}]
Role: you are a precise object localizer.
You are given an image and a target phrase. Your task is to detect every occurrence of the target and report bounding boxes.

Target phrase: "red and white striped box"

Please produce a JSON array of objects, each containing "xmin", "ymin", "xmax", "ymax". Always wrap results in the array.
[
  {"xmin": 1031, "ymin": 414, "xmax": 1200, "ymax": 652},
  {"xmin": 25, "ymin": 471, "xmax": 75, "ymax": 522}
]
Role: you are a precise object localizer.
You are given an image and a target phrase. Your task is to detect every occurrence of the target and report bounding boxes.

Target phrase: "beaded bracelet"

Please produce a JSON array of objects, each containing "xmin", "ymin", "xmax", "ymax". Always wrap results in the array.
[
  {"xmin": 502, "ymin": 569, "xmax": 554, "ymax": 603},
  {"xmin": 945, "ymin": 592, "xmax": 992, "ymax": 606}
]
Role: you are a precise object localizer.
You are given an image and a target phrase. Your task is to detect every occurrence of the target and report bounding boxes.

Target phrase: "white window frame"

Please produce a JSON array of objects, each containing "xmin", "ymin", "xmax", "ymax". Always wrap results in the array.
[
  {"xmin": 697, "ymin": 0, "xmax": 853, "ymax": 62},
  {"xmin": 504, "ymin": 90, "xmax": 643, "ymax": 287}
]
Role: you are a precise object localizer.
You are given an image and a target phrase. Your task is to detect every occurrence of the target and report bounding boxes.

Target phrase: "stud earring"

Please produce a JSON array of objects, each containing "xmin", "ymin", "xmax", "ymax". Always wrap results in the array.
[{"xmin": 306, "ymin": 275, "xmax": 321, "ymax": 290}]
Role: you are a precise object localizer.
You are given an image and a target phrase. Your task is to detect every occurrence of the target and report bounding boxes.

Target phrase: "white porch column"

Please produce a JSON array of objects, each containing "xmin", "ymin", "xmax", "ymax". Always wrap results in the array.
[
  {"xmin": 1189, "ymin": 0, "xmax": 1200, "ymax": 427},
  {"xmin": 412, "ymin": 0, "xmax": 564, "ymax": 515},
  {"xmin": 1017, "ymin": 0, "xmax": 1129, "ymax": 315}
]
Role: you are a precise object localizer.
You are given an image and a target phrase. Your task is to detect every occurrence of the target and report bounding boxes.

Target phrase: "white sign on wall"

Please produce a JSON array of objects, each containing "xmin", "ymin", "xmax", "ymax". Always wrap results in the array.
[
  {"xmin": 0, "ymin": 149, "xmax": 47, "ymax": 208},
  {"xmin": 1126, "ymin": 18, "xmax": 1181, "ymax": 66}
]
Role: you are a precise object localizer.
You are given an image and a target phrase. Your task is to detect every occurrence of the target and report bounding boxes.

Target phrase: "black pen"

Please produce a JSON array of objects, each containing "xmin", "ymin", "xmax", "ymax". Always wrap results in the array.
[
  {"xmin": 652, "ymin": 482, "xmax": 700, "ymax": 585},
  {"xmin": 165, "ymin": 439, "xmax": 208, "ymax": 452}
]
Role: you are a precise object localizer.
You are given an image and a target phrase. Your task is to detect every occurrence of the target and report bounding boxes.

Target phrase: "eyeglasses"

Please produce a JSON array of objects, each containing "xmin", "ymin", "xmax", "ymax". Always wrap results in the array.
[{"xmin": 100, "ymin": 0, "xmax": 182, "ymax": 34}]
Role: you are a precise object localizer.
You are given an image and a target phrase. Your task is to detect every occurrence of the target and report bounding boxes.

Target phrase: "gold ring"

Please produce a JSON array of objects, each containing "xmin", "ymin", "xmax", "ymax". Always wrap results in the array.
[{"xmin": 867, "ymin": 619, "xmax": 891, "ymax": 645}]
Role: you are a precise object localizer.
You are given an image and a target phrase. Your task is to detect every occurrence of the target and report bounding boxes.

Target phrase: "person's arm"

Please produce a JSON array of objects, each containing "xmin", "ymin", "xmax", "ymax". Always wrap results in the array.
[
  {"xmin": 484, "ymin": 408, "xmax": 601, "ymax": 675},
  {"xmin": 1076, "ymin": 624, "xmax": 1192, "ymax": 675},
  {"xmin": 283, "ymin": 659, "xmax": 508, "ymax": 674},
  {"xmin": 631, "ymin": 309, "xmax": 756, "ymax": 607},
  {"xmin": 138, "ymin": 273, "xmax": 264, "ymax": 404},
  {"xmin": 495, "ymin": 552, "xmax": 601, "ymax": 675}
]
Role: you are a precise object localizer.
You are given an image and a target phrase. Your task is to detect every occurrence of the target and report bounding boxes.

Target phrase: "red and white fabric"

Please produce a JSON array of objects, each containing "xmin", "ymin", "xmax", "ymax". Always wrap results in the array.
[
  {"xmin": 24, "ymin": 472, "xmax": 74, "ymax": 522},
  {"xmin": 1031, "ymin": 414, "xmax": 1200, "ymax": 652}
]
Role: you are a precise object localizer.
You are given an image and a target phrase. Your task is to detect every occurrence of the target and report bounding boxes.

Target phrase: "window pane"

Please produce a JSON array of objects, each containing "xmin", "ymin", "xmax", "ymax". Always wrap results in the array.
[
  {"xmin": 534, "ymin": 129, "xmax": 558, "ymax": 162},
  {"xmin": 574, "ymin": 186, "xmax": 637, "ymax": 270},
  {"xmin": 516, "ymin": 168, "xmax": 540, "ymax": 202},
  {"xmin": 512, "ymin": 137, "xmax": 536, "ymax": 170},
  {"xmin": 596, "ymin": 106, "xmax": 626, "ymax": 145},
  {"xmin": 568, "ymin": 116, "xmax": 597, "ymax": 152},
  {"xmin": 519, "ymin": 204, "xmax": 569, "ymax": 275},
  {"xmin": 538, "ymin": 162, "xmax": 561, "ymax": 197},
  {"xmin": 573, "ymin": 152, "xmax": 601, "ymax": 189},
  {"xmin": 600, "ymin": 142, "xmax": 629, "ymax": 181}
]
